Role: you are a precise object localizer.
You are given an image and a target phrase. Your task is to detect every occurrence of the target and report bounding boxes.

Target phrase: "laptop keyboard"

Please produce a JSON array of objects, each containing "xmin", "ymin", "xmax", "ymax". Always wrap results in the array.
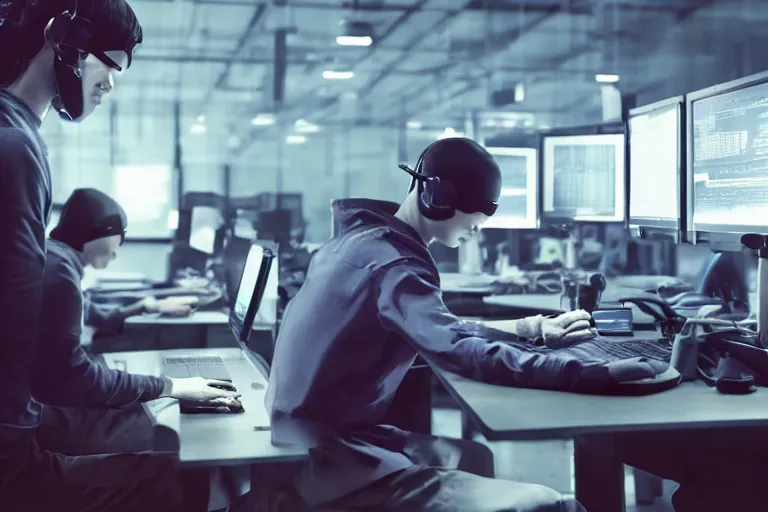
[
  {"xmin": 563, "ymin": 338, "xmax": 673, "ymax": 363},
  {"xmin": 164, "ymin": 356, "xmax": 224, "ymax": 365}
]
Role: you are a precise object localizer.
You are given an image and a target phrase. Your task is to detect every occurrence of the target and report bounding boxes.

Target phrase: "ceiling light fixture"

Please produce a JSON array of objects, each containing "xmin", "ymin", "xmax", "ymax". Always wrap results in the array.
[
  {"xmin": 197, "ymin": 115, "xmax": 205, "ymax": 123},
  {"xmin": 323, "ymin": 70, "xmax": 354, "ymax": 80},
  {"xmin": 286, "ymin": 134, "xmax": 307, "ymax": 144},
  {"xmin": 295, "ymin": 119, "xmax": 321, "ymax": 133},
  {"xmin": 251, "ymin": 114, "xmax": 275, "ymax": 126},
  {"xmin": 336, "ymin": 21, "xmax": 374, "ymax": 47},
  {"xmin": 406, "ymin": 120, "xmax": 423, "ymax": 130},
  {"xmin": 189, "ymin": 123, "xmax": 206, "ymax": 135},
  {"xmin": 595, "ymin": 74, "xmax": 620, "ymax": 84}
]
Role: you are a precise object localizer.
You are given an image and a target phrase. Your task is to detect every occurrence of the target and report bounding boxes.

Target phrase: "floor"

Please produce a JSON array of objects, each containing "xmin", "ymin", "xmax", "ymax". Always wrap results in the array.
[{"xmin": 432, "ymin": 408, "xmax": 676, "ymax": 512}]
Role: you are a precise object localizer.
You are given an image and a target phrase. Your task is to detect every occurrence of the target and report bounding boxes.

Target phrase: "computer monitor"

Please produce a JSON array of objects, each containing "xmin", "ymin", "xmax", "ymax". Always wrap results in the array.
[
  {"xmin": 540, "ymin": 128, "xmax": 626, "ymax": 223},
  {"xmin": 687, "ymin": 70, "xmax": 768, "ymax": 240},
  {"xmin": 188, "ymin": 206, "xmax": 223, "ymax": 255},
  {"xmin": 483, "ymin": 147, "xmax": 538, "ymax": 229},
  {"xmin": 222, "ymin": 235, "xmax": 252, "ymax": 308},
  {"xmin": 229, "ymin": 243, "xmax": 275, "ymax": 345},
  {"xmin": 628, "ymin": 97, "xmax": 685, "ymax": 234}
]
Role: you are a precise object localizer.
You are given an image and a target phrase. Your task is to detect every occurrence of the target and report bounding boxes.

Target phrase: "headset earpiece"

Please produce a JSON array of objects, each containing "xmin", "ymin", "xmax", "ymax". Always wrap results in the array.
[
  {"xmin": 45, "ymin": 11, "xmax": 75, "ymax": 53},
  {"xmin": 419, "ymin": 176, "xmax": 457, "ymax": 221}
]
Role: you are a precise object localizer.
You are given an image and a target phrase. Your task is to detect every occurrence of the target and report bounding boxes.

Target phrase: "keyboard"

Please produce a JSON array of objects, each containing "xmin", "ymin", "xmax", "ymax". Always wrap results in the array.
[
  {"xmin": 161, "ymin": 355, "xmax": 232, "ymax": 381},
  {"xmin": 164, "ymin": 356, "xmax": 224, "ymax": 366},
  {"xmin": 563, "ymin": 338, "xmax": 673, "ymax": 363}
]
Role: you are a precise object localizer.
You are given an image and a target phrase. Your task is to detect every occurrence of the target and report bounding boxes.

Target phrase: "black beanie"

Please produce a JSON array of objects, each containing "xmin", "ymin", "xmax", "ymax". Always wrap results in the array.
[
  {"xmin": 50, "ymin": 188, "xmax": 128, "ymax": 252},
  {"xmin": 419, "ymin": 138, "xmax": 502, "ymax": 213}
]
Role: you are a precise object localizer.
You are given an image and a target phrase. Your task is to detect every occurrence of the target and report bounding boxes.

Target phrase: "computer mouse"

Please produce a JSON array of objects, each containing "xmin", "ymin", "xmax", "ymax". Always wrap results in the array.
[
  {"xmin": 612, "ymin": 367, "xmax": 682, "ymax": 396},
  {"xmin": 225, "ymin": 398, "xmax": 245, "ymax": 413},
  {"xmin": 209, "ymin": 382, "xmax": 237, "ymax": 392}
]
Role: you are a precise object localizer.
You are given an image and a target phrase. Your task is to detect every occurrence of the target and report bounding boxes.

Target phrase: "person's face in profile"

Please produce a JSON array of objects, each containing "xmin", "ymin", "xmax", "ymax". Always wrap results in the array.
[
  {"xmin": 83, "ymin": 234, "xmax": 122, "ymax": 269},
  {"xmin": 432, "ymin": 211, "xmax": 490, "ymax": 248},
  {"xmin": 78, "ymin": 51, "xmax": 128, "ymax": 120}
]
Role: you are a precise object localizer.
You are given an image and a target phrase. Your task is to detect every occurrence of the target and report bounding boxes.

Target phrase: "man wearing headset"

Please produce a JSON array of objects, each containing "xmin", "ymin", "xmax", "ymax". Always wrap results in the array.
[
  {"xmin": 253, "ymin": 138, "xmax": 666, "ymax": 511},
  {"xmin": 0, "ymin": 1, "xmax": 220, "ymax": 510}
]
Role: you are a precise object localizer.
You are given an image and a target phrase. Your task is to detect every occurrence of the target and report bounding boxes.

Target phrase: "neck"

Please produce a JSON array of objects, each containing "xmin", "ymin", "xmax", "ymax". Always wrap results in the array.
[
  {"xmin": 395, "ymin": 192, "xmax": 432, "ymax": 245},
  {"xmin": 6, "ymin": 56, "xmax": 56, "ymax": 122}
]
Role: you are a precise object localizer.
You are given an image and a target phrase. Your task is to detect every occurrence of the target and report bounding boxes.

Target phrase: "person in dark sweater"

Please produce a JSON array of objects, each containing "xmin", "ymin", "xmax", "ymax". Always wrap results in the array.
[
  {"xmin": 0, "ymin": 2, "xmax": 220, "ymax": 510},
  {"xmin": 34, "ymin": 188, "xmax": 237, "ymax": 408},
  {"xmin": 244, "ymin": 138, "xmax": 667, "ymax": 512}
]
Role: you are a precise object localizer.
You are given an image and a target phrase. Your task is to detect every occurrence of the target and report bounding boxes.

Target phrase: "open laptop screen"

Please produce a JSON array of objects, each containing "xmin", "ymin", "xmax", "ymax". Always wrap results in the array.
[{"xmin": 229, "ymin": 243, "xmax": 275, "ymax": 345}]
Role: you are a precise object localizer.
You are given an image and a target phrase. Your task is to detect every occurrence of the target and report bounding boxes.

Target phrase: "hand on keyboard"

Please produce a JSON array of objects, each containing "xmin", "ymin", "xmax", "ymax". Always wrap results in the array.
[
  {"xmin": 541, "ymin": 310, "xmax": 597, "ymax": 349},
  {"xmin": 165, "ymin": 377, "xmax": 240, "ymax": 402}
]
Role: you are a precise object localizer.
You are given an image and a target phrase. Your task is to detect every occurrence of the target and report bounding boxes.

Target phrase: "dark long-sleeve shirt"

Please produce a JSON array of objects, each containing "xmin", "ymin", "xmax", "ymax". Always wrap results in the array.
[
  {"xmin": 266, "ymin": 199, "xmax": 617, "ymax": 505},
  {"xmin": 0, "ymin": 91, "xmax": 51, "ymax": 449},
  {"xmin": 31, "ymin": 239, "xmax": 167, "ymax": 407}
]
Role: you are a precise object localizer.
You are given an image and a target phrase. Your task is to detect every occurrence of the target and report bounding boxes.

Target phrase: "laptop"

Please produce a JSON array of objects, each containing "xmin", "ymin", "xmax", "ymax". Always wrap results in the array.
[{"xmin": 161, "ymin": 242, "xmax": 276, "ymax": 382}]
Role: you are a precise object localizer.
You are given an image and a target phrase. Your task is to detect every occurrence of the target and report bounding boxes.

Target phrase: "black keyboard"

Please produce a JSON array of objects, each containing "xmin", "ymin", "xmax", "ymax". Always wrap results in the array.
[
  {"xmin": 164, "ymin": 356, "xmax": 224, "ymax": 366},
  {"xmin": 562, "ymin": 338, "xmax": 672, "ymax": 363}
]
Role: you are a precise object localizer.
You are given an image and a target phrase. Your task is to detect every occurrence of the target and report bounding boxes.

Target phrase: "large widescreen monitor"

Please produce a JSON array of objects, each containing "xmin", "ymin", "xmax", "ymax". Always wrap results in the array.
[
  {"xmin": 628, "ymin": 97, "xmax": 684, "ymax": 232},
  {"xmin": 687, "ymin": 71, "xmax": 768, "ymax": 238},
  {"xmin": 540, "ymin": 129, "xmax": 626, "ymax": 223},
  {"xmin": 483, "ymin": 147, "xmax": 538, "ymax": 229}
]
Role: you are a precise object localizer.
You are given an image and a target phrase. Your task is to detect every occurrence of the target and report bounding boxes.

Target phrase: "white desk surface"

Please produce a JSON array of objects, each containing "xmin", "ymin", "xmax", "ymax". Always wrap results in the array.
[
  {"xmin": 440, "ymin": 272, "xmax": 496, "ymax": 294},
  {"xmin": 104, "ymin": 348, "xmax": 306, "ymax": 467},
  {"xmin": 126, "ymin": 310, "xmax": 230, "ymax": 325},
  {"xmin": 125, "ymin": 310, "xmax": 275, "ymax": 331}
]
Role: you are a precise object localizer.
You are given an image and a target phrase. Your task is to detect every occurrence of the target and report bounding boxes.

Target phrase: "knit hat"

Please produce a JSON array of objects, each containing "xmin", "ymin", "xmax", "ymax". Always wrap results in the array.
[{"xmin": 50, "ymin": 188, "xmax": 127, "ymax": 251}]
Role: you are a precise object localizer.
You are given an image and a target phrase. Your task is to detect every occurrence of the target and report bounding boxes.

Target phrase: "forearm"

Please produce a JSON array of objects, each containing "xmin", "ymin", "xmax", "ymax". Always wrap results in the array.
[{"xmin": 474, "ymin": 315, "xmax": 544, "ymax": 341}]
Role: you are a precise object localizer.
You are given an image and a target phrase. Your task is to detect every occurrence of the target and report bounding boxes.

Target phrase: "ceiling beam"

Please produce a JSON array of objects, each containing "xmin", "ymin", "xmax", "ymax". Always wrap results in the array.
[{"xmin": 197, "ymin": 3, "xmax": 269, "ymax": 109}]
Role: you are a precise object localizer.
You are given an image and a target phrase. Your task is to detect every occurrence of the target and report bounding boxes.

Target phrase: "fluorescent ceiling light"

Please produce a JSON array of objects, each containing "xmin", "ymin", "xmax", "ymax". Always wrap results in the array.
[
  {"xmin": 336, "ymin": 35, "xmax": 373, "ymax": 47},
  {"xmin": 189, "ymin": 123, "xmax": 206, "ymax": 134},
  {"xmin": 286, "ymin": 134, "xmax": 307, "ymax": 144},
  {"xmin": 323, "ymin": 70, "xmax": 354, "ymax": 80},
  {"xmin": 251, "ymin": 114, "xmax": 275, "ymax": 126},
  {"xmin": 406, "ymin": 120, "xmax": 423, "ymax": 130},
  {"xmin": 295, "ymin": 119, "xmax": 321, "ymax": 133},
  {"xmin": 595, "ymin": 74, "xmax": 620, "ymax": 83}
]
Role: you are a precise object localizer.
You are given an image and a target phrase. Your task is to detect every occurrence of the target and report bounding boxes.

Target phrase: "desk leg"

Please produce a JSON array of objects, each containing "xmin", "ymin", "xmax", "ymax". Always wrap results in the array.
[
  {"xmin": 573, "ymin": 434, "xmax": 625, "ymax": 512},
  {"xmin": 460, "ymin": 410, "xmax": 473, "ymax": 440}
]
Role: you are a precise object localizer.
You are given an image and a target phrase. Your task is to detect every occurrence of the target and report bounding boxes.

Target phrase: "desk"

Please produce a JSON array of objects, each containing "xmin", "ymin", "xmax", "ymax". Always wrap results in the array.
[
  {"xmin": 440, "ymin": 273, "xmax": 496, "ymax": 296},
  {"xmin": 125, "ymin": 310, "xmax": 231, "ymax": 326},
  {"xmin": 433, "ymin": 367, "xmax": 768, "ymax": 511},
  {"xmin": 116, "ymin": 310, "xmax": 274, "ymax": 352},
  {"xmin": 103, "ymin": 348, "xmax": 306, "ymax": 467}
]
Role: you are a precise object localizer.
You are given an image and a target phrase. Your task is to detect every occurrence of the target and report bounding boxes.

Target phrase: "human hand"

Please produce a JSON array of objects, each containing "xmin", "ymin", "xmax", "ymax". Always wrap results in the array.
[
  {"xmin": 165, "ymin": 377, "xmax": 240, "ymax": 402},
  {"xmin": 156, "ymin": 296, "xmax": 198, "ymax": 317},
  {"xmin": 540, "ymin": 310, "xmax": 597, "ymax": 348}
]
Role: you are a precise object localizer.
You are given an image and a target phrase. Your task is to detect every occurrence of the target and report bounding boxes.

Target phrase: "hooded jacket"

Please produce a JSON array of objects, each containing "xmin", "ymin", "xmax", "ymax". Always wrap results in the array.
[
  {"xmin": 266, "ymin": 199, "xmax": 616, "ymax": 505},
  {"xmin": 0, "ymin": 90, "xmax": 52, "ymax": 448}
]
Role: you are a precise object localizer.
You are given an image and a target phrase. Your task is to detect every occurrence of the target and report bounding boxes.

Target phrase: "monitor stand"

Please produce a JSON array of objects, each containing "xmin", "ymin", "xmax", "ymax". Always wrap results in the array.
[{"xmin": 741, "ymin": 234, "xmax": 768, "ymax": 348}]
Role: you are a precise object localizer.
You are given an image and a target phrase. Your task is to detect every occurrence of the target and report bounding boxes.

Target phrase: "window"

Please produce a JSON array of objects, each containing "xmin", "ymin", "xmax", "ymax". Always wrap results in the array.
[{"xmin": 113, "ymin": 164, "xmax": 173, "ymax": 239}]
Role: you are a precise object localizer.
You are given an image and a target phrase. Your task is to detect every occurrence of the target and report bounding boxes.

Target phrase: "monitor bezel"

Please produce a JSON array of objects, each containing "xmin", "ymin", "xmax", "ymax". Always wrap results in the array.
[
  {"xmin": 228, "ymin": 242, "xmax": 276, "ymax": 345},
  {"xmin": 627, "ymin": 95, "xmax": 687, "ymax": 241},
  {"xmin": 484, "ymin": 146, "xmax": 539, "ymax": 230},
  {"xmin": 686, "ymin": 70, "xmax": 768, "ymax": 245},
  {"xmin": 538, "ymin": 123, "xmax": 627, "ymax": 225}
]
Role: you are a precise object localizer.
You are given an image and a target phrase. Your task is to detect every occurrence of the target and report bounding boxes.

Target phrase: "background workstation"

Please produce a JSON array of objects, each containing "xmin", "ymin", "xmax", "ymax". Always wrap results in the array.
[{"xmin": 40, "ymin": 1, "xmax": 768, "ymax": 511}]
